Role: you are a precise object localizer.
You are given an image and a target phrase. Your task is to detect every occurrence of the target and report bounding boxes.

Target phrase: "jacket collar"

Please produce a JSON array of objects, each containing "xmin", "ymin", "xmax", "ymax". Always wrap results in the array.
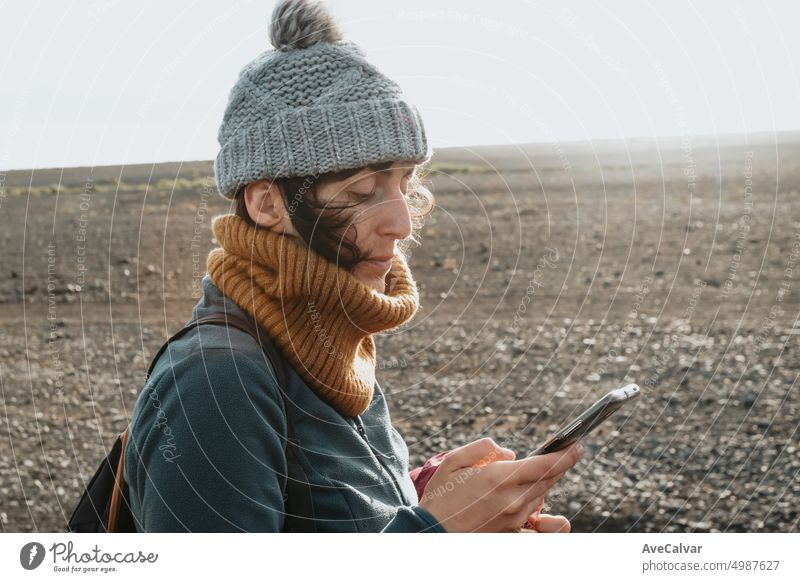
[{"xmin": 189, "ymin": 274, "xmax": 253, "ymax": 325}]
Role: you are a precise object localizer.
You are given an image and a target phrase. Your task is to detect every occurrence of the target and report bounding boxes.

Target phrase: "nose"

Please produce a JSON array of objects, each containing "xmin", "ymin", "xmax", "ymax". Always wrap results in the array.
[{"xmin": 376, "ymin": 185, "xmax": 413, "ymax": 241}]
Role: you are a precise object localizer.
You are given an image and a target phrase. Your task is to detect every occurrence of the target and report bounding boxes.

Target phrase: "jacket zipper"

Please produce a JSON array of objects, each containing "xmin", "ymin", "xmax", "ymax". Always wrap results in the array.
[
  {"xmin": 351, "ymin": 415, "xmax": 410, "ymax": 504},
  {"xmin": 355, "ymin": 418, "xmax": 368, "ymax": 441}
]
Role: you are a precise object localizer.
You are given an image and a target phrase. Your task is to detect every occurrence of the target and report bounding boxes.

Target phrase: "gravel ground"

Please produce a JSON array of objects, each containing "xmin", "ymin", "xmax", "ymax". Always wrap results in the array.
[{"xmin": 1, "ymin": 135, "xmax": 798, "ymax": 532}]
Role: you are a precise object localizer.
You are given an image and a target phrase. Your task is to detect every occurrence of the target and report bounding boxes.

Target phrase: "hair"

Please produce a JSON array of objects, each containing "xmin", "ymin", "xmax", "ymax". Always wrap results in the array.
[{"xmin": 234, "ymin": 161, "xmax": 435, "ymax": 271}]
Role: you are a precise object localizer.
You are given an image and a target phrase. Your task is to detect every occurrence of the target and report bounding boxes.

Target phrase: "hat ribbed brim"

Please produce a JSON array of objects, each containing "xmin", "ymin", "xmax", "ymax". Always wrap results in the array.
[{"xmin": 215, "ymin": 98, "xmax": 430, "ymax": 199}]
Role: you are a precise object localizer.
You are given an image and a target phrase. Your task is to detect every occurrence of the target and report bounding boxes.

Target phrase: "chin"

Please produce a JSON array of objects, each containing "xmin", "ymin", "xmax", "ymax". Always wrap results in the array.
[
  {"xmin": 362, "ymin": 277, "xmax": 386, "ymax": 294},
  {"xmin": 352, "ymin": 265, "xmax": 387, "ymax": 294}
]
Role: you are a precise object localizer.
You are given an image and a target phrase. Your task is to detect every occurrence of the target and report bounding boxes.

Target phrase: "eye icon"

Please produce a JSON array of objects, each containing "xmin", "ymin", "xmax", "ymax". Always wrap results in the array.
[{"xmin": 20, "ymin": 542, "xmax": 46, "ymax": 570}]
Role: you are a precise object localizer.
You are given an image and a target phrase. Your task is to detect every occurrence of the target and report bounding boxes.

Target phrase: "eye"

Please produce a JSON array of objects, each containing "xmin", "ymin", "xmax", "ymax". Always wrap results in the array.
[{"xmin": 345, "ymin": 187, "xmax": 376, "ymax": 201}]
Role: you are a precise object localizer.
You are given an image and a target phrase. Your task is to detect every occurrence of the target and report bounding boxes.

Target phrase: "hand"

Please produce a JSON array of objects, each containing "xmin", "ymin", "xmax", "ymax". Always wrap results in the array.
[
  {"xmin": 518, "ymin": 513, "xmax": 571, "ymax": 533},
  {"xmin": 418, "ymin": 437, "xmax": 583, "ymax": 532}
]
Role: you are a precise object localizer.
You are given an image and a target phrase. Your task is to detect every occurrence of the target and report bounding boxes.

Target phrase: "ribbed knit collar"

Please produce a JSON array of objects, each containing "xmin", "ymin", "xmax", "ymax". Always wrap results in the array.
[{"xmin": 205, "ymin": 214, "xmax": 420, "ymax": 416}]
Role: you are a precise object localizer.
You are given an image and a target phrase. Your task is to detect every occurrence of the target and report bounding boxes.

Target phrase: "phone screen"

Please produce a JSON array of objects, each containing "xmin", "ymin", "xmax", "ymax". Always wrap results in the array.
[{"xmin": 529, "ymin": 384, "xmax": 640, "ymax": 456}]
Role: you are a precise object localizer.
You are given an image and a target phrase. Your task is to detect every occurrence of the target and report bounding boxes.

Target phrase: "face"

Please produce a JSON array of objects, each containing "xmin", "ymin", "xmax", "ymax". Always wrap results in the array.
[{"xmin": 315, "ymin": 161, "xmax": 416, "ymax": 293}]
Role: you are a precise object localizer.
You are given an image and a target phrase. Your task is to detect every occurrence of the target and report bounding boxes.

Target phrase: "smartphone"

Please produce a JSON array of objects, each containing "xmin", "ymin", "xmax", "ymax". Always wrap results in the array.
[{"xmin": 528, "ymin": 383, "xmax": 641, "ymax": 456}]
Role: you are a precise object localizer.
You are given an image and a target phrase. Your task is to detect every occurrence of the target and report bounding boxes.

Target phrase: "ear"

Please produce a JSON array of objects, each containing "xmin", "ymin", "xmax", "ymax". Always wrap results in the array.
[{"xmin": 243, "ymin": 179, "xmax": 297, "ymax": 235}]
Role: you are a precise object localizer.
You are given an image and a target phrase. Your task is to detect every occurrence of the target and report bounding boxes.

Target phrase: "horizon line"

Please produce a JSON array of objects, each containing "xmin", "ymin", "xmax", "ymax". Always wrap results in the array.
[{"xmin": 3, "ymin": 127, "xmax": 799, "ymax": 174}]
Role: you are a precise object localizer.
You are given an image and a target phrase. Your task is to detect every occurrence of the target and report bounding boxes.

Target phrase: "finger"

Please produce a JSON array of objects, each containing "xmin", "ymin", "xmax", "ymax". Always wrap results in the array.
[
  {"xmin": 516, "ymin": 468, "xmax": 568, "ymax": 503},
  {"xmin": 509, "ymin": 494, "xmax": 545, "ymax": 531},
  {"xmin": 528, "ymin": 496, "xmax": 545, "ymax": 523},
  {"xmin": 473, "ymin": 447, "xmax": 515, "ymax": 467},
  {"xmin": 502, "ymin": 442, "xmax": 583, "ymax": 486},
  {"xmin": 442, "ymin": 437, "xmax": 515, "ymax": 470},
  {"xmin": 532, "ymin": 514, "xmax": 571, "ymax": 533},
  {"xmin": 523, "ymin": 496, "xmax": 545, "ymax": 529}
]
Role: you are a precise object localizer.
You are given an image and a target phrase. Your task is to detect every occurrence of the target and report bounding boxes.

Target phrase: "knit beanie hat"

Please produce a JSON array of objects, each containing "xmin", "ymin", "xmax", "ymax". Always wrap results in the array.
[{"xmin": 213, "ymin": 0, "xmax": 432, "ymax": 199}]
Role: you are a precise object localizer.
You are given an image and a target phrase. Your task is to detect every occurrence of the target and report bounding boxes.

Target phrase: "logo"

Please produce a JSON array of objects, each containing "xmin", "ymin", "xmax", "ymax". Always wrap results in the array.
[{"xmin": 20, "ymin": 542, "xmax": 46, "ymax": 570}]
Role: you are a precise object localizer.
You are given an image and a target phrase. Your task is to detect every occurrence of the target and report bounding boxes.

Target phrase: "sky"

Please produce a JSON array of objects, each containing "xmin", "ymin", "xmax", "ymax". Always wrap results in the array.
[{"xmin": 1, "ymin": 0, "xmax": 799, "ymax": 170}]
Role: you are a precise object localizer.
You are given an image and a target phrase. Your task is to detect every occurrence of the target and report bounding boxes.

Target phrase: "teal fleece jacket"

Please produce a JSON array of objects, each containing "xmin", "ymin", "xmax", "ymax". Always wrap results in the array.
[{"xmin": 124, "ymin": 275, "xmax": 445, "ymax": 532}]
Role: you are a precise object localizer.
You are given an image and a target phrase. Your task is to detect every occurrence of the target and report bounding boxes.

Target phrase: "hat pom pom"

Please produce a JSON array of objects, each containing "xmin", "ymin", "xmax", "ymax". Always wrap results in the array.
[{"xmin": 269, "ymin": 0, "xmax": 344, "ymax": 50}]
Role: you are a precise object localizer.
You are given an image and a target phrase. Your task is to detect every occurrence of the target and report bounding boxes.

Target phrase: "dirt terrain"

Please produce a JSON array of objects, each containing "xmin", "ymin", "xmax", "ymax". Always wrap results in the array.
[{"xmin": 1, "ymin": 132, "xmax": 798, "ymax": 532}]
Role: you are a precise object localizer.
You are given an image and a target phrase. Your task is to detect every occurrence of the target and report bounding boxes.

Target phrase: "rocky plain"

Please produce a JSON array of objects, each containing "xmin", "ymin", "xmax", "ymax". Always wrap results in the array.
[{"xmin": 1, "ymin": 133, "xmax": 798, "ymax": 532}]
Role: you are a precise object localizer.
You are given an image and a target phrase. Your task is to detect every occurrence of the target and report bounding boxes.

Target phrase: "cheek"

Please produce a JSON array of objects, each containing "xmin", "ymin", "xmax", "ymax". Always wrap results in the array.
[{"xmin": 347, "ymin": 211, "xmax": 379, "ymax": 241}]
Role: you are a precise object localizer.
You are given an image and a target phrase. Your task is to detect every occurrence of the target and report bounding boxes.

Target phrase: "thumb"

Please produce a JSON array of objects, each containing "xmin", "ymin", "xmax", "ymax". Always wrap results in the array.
[{"xmin": 444, "ymin": 437, "xmax": 515, "ymax": 470}]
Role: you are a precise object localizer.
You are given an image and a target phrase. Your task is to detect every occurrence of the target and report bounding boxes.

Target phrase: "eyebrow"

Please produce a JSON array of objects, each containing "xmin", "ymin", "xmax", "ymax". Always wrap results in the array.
[
  {"xmin": 366, "ymin": 161, "xmax": 395, "ymax": 172},
  {"xmin": 347, "ymin": 162, "xmax": 415, "ymax": 186}
]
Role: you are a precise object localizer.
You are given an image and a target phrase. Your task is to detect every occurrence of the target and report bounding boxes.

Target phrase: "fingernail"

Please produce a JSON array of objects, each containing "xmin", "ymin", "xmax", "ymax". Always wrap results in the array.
[{"xmin": 576, "ymin": 443, "xmax": 584, "ymax": 456}]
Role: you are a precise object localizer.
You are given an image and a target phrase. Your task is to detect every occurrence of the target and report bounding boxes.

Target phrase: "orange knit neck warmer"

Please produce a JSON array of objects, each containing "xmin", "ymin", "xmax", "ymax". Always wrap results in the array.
[{"xmin": 206, "ymin": 214, "xmax": 420, "ymax": 416}]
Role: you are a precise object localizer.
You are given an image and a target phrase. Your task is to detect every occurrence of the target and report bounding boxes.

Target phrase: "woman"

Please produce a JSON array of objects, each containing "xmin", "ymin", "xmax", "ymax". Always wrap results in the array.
[{"xmin": 124, "ymin": 0, "xmax": 582, "ymax": 533}]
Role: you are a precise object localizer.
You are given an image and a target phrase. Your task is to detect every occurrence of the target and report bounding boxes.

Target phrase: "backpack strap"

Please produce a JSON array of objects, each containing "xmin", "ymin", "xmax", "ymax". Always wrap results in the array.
[
  {"xmin": 143, "ymin": 313, "xmax": 287, "ymax": 386},
  {"xmin": 141, "ymin": 311, "xmax": 316, "ymax": 532},
  {"xmin": 107, "ymin": 428, "xmax": 129, "ymax": 532}
]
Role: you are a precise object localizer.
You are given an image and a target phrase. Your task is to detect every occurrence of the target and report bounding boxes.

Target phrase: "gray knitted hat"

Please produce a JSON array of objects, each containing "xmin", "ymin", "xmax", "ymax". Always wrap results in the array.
[{"xmin": 213, "ymin": 0, "xmax": 431, "ymax": 199}]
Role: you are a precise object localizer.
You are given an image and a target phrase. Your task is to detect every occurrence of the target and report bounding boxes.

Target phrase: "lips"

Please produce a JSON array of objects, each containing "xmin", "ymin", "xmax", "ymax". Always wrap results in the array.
[{"xmin": 363, "ymin": 254, "xmax": 395, "ymax": 272}]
